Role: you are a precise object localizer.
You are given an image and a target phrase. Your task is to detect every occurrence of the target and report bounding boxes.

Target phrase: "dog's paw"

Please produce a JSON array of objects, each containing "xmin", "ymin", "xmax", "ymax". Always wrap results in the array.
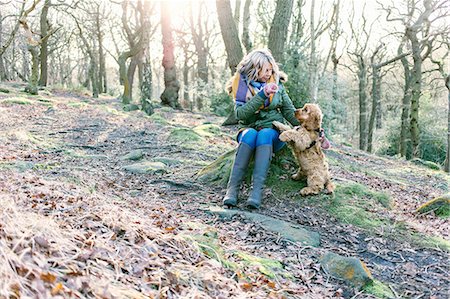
[
  {"xmin": 272, "ymin": 121, "xmax": 286, "ymax": 131},
  {"xmin": 279, "ymin": 132, "xmax": 289, "ymax": 142},
  {"xmin": 300, "ymin": 187, "xmax": 319, "ymax": 196},
  {"xmin": 292, "ymin": 172, "xmax": 305, "ymax": 181}
]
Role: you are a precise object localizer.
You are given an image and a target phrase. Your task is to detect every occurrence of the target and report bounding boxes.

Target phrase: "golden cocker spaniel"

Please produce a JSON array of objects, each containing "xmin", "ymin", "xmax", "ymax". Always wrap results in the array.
[{"xmin": 273, "ymin": 103, "xmax": 335, "ymax": 196}]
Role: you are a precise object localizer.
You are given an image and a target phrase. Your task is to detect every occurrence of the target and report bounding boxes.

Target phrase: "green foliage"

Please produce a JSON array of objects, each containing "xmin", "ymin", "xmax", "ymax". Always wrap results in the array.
[
  {"xmin": 379, "ymin": 93, "xmax": 446, "ymax": 166},
  {"xmin": 209, "ymin": 90, "xmax": 233, "ymax": 117},
  {"xmin": 283, "ymin": 52, "xmax": 309, "ymax": 108}
]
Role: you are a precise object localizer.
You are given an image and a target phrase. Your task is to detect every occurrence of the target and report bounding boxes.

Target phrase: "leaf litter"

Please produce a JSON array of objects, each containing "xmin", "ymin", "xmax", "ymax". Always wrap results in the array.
[{"xmin": 0, "ymin": 87, "xmax": 448, "ymax": 298}]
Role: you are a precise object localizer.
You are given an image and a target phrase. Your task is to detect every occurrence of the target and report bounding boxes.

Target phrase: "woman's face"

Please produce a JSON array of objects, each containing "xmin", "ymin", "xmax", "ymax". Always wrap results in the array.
[{"xmin": 257, "ymin": 62, "xmax": 273, "ymax": 82}]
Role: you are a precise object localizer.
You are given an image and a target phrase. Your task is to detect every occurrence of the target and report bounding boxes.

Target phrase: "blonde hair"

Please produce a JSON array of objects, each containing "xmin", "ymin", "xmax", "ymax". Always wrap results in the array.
[{"xmin": 226, "ymin": 48, "xmax": 287, "ymax": 95}]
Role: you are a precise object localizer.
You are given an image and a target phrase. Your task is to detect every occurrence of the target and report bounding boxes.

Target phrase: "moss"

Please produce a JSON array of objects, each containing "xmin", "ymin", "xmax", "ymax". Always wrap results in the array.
[
  {"xmin": 363, "ymin": 279, "xmax": 395, "ymax": 298},
  {"xmin": 234, "ymin": 252, "xmax": 285, "ymax": 279},
  {"xmin": 2, "ymin": 97, "xmax": 32, "ymax": 105},
  {"xmin": 413, "ymin": 235, "xmax": 450, "ymax": 252},
  {"xmin": 148, "ymin": 113, "xmax": 168, "ymax": 125},
  {"xmin": 193, "ymin": 124, "xmax": 221, "ymax": 137},
  {"xmin": 416, "ymin": 194, "xmax": 450, "ymax": 218},
  {"xmin": 67, "ymin": 102, "xmax": 88, "ymax": 108},
  {"xmin": 411, "ymin": 158, "xmax": 441, "ymax": 170},
  {"xmin": 196, "ymin": 149, "xmax": 235, "ymax": 186},
  {"xmin": 168, "ymin": 128, "xmax": 203, "ymax": 143}
]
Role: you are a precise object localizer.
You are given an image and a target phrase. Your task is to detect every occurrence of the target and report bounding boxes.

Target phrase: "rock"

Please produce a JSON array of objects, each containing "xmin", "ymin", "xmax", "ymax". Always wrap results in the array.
[
  {"xmin": 168, "ymin": 128, "xmax": 203, "ymax": 143},
  {"xmin": 122, "ymin": 104, "xmax": 140, "ymax": 112},
  {"xmin": 411, "ymin": 158, "xmax": 441, "ymax": 170},
  {"xmin": 207, "ymin": 206, "xmax": 320, "ymax": 247},
  {"xmin": 123, "ymin": 161, "xmax": 167, "ymax": 174},
  {"xmin": 416, "ymin": 194, "xmax": 450, "ymax": 218},
  {"xmin": 120, "ymin": 149, "xmax": 144, "ymax": 161},
  {"xmin": 193, "ymin": 124, "xmax": 221, "ymax": 137},
  {"xmin": 14, "ymin": 161, "xmax": 35, "ymax": 172},
  {"xmin": 320, "ymin": 252, "xmax": 373, "ymax": 288}
]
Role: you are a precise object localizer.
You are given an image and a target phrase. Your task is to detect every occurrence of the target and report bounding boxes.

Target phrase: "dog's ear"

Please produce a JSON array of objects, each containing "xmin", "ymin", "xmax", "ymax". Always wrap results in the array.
[{"xmin": 311, "ymin": 109, "xmax": 322, "ymax": 130}]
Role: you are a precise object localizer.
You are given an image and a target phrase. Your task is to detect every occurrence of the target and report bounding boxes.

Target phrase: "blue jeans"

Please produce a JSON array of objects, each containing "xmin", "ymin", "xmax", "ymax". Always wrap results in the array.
[{"xmin": 237, "ymin": 128, "xmax": 285, "ymax": 152}]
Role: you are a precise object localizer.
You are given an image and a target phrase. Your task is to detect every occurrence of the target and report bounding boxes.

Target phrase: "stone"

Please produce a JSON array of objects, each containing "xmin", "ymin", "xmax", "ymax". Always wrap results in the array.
[
  {"xmin": 120, "ymin": 149, "xmax": 144, "ymax": 161},
  {"xmin": 123, "ymin": 161, "xmax": 167, "ymax": 174},
  {"xmin": 416, "ymin": 194, "xmax": 450, "ymax": 217},
  {"xmin": 207, "ymin": 206, "xmax": 320, "ymax": 247},
  {"xmin": 320, "ymin": 252, "xmax": 373, "ymax": 288}
]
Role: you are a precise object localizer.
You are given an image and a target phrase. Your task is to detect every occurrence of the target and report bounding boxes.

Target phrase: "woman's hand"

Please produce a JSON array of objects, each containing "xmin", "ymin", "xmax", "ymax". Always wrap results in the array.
[{"xmin": 264, "ymin": 83, "xmax": 278, "ymax": 97}]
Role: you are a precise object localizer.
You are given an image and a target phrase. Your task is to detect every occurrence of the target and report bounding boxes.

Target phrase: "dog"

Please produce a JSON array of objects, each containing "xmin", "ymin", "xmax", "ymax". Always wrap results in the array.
[{"xmin": 273, "ymin": 103, "xmax": 335, "ymax": 196}]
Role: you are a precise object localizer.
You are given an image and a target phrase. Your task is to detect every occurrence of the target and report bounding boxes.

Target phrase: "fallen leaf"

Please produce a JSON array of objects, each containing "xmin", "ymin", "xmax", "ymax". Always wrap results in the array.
[
  {"xmin": 51, "ymin": 283, "xmax": 63, "ymax": 295},
  {"xmin": 40, "ymin": 272, "xmax": 56, "ymax": 283}
]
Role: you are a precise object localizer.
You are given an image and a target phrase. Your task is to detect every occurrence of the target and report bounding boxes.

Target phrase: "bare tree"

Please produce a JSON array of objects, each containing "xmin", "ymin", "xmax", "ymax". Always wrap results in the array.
[
  {"xmin": 189, "ymin": 1, "xmax": 209, "ymax": 110},
  {"xmin": 216, "ymin": 0, "xmax": 243, "ymax": 73},
  {"xmin": 267, "ymin": 0, "xmax": 294, "ymax": 64},
  {"xmin": 20, "ymin": 0, "xmax": 58, "ymax": 94},
  {"xmin": 160, "ymin": 0, "xmax": 180, "ymax": 108},
  {"xmin": 241, "ymin": 0, "xmax": 252, "ymax": 53},
  {"xmin": 367, "ymin": 43, "xmax": 410, "ymax": 152},
  {"xmin": 0, "ymin": 3, "xmax": 26, "ymax": 80},
  {"xmin": 38, "ymin": 0, "xmax": 50, "ymax": 86},
  {"xmin": 118, "ymin": 0, "xmax": 153, "ymax": 104},
  {"xmin": 381, "ymin": 0, "xmax": 450, "ymax": 157},
  {"xmin": 347, "ymin": 5, "xmax": 375, "ymax": 151}
]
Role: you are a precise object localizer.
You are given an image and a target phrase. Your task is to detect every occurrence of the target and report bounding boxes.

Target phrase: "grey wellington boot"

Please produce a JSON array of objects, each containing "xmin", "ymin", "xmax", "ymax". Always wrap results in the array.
[
  {"xmin": 223, "ymin": 143, "xmax": 254, "ymax": 207},
  {"xmin": 246, "ymin": 144, "xmax": 273, "ymax": 209}
]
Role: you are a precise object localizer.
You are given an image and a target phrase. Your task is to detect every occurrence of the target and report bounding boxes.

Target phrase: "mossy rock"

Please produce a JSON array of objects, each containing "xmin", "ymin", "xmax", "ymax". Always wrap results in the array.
[
  {"xmin": 0, "ymin": 161, "xmax": 34, "ymax": 172},
  {"xmin": 196, "ymin": 149, "xmax": 235, "ymax": 186},
  {"xmin": 363, "ymin": 279, "xmax": 396, "ymax": 298},
  {"xmin": 411, "ymin": 158, "xmax": 441, "ymax": 170},
  {"xmin": 2, "ymin": 97, "xmax": 32, "ymax": 105},
  {"xmin": 416, "ymin": 194, "xmax": 450, "ymax": 218},
  {"xmin": 148, "ymin": 113, "xmax": 168, "ymax": 125},
  {"xmin": 123, "ymin": 161, "xmax": 167, "ymax": 174},
  {"xmin": 183, "ymin": 221, "xmax": 290, "ymax": 279},
  {"xmin": 320, "ymin": 252, "xmax": 373, "ymax": 288},
  {"xmin": 151, "ymin": 157, "xmax": 181, "ymax": 166},
  {"xmin": 123, "ymin": 104, "xmax": 140, "ymax": 112},
  {"xmin": 168, "ymin": 128, "xmax": 203, "ymax": 144},
  {"xmin": 193, "ymin": 124, "xmax": 221, "ymax": 137},
  {"xmin": 120, "ymin": 149, "xmax": 144, "ymax": 161}
]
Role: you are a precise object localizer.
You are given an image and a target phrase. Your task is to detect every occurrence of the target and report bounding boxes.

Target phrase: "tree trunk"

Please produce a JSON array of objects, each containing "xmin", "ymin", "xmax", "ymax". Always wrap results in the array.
[
  {"xmin": 445, "ymin": 74, "xmax": 450, "ymax": 172},
  {"xmin": 96, "ymin": 5, "xmax": 107, "ymax": 93},
  {"xmin": 190, "ymin": 3, "xmax": 208, "ymax": 111},
  {"xmin": 160, "ymin": 0, "xmax": 180, "ymax": 108},
  {"xmin": 357, "ymin": 55, "xmax": 368, "ymax": 151},
  {"xmin": 0, "ymin": 11, "xmax": 7, "ymax": 80},
  {"xmin": 399, "ymin": 51, "xmax": 411, "ymax": 158},
  {"xmin": 308, "ymin": 0, "xmax": 317, "ymax": 102},
  {"xmin": 367, "ymin": 65, "xmax": 379, "ymax": 153},
  {"xmin": 39, "ymin": 0, "xmax": 50, "ymax": 86},
  {"xmin": 242, "ymin": 0, "xmax": 252, "ymax": 53},
  {"xmin": 234, "ymin": 0, "xmax": 241, "ymax": 29},
  {"xmin": 408, "ymin": 28, "xmax": 422, "ymax": 158},
  {"xmin": 331, "ymin": 53, "xmax": 338, "ymax": 102},
  {"xmin": 25, "ymin": 45, "xmax": 39, "ymax": 95},
  {"xmin": 216, "ymin": 0, "xmax": 244, "ymax": 73},
  {"xmin": 141, "ymin": 52, "xmax": 153, "ymax": 116},
  {"xmin": 183, "ymin": 54, "xmax": 190, "ymax": 109},
  {"xmin": 268, "ymin": 0, "xmax": 294, "ymax": 64}
]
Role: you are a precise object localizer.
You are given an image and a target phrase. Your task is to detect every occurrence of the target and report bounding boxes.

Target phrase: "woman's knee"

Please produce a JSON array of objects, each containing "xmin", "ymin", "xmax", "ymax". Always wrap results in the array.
[
  {"xmin": 238, "ymin": 128, "xmax": 258, "ymax": 148},
  {"xmin": 256, "ymin": 128, "xmax": 278, "ymax": 147}
]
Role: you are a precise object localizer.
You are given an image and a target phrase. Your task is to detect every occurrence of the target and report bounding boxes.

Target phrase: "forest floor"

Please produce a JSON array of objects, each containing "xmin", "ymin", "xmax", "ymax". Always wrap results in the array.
[{"xmin": 0, "ymin": 82, "xmax": 449, "ymax": 299}]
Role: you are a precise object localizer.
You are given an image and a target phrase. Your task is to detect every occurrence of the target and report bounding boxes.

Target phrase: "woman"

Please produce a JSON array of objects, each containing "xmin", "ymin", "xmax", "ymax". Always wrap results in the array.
[{"xmin": 223, "ymin": 48, "xmax": 329, "ymax": 209}]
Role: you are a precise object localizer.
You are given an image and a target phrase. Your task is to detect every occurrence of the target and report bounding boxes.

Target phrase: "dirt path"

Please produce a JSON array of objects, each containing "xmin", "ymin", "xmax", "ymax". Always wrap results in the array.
[{"xmin": 1, "ymin": 88, "xmax": 449, "ymax": 298}]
